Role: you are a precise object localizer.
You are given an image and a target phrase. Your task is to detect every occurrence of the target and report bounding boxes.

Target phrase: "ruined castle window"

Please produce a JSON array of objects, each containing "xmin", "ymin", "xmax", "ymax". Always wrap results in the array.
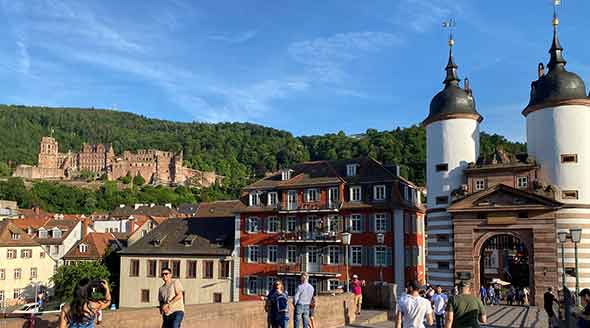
[
  {"xmin": 562, "ymin": 190, "xmax": 579, "ymax": 200},
  {"xmin": 436, "ymin": 163, "xmax": 448, "ymax": 172},
  {"xmin": 561, "ymin": 154, "xmax": 578, "ymax": 163},
  {"xmin": 435, "ymin": 196, "xmax": 448, "ymax": 205},
  {"xmin": 517, "ymin": 176, "xmax": 528, "ymax": 189},
  {"xmin": 475, "ymin": 179, "xmax": 486, "ymax": 191}
]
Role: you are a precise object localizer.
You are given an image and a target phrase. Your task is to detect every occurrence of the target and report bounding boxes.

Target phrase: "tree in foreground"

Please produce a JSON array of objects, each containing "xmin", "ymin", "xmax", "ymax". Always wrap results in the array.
[{"xmin": 51, "ymin": 261, "xmax": 110, "ymax": 303}]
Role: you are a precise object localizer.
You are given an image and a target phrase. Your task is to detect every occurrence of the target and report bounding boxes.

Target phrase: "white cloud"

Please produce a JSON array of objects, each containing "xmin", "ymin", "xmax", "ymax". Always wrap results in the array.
[
  {"xmin": 208, "ymin": 30, "xmax": 258, "ymax": 44},
  {"xmin": 391, "ymin": 0, "xmax": 465, "ymax": 33},
  {"xmin": 16, "ymin": 40, "xmax": 30, "ymax": 75},
  {"xmin": 288, "ymin": 32, "xmax": 402, "ymax": 83}
]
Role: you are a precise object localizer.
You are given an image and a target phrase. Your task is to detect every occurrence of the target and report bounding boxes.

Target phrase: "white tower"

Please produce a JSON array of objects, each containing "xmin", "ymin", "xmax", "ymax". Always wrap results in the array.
[
  {"xmin": 423, "ymin": 35, "xmax": 482, "ymax": 288},
  {"xmin": 523, "ymin": 13, "xmax": 590, "ymax": 290}
]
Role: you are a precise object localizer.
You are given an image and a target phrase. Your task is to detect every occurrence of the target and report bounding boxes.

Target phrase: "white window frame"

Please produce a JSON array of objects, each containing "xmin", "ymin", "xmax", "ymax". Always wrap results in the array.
[
  {"xmin": 21, "ymin": 249, "xmax": 32, "ymax": 258},
  {"xmin": 346, "ymin": 164, "xmax": 357, "ymax": 177},
  {"xmin": 248, "ymin": 246, "xmax": 260, "ymax": 263},
  {"xmin": 350, "ymin": 186, "xmax": 362, "ymax": 202},
  {"xmin": 267, "ymin": 246, "xmax": 278, "ymax": 263},
  {"xmin": 13, "ymin": 289, "xmax": 22, "ymax": 299},
  {"xmin": 374, "ymin": 213, "xmax": 387, "ymax": 233},
  {"xmin": 286, "ymin": 217, "xmax": 296, "ymax": 232},
  {"xmin": 328, "ymin": 279, "xmax": 341, "ymax": 291},
  {"xmin": 517, "ymin": 176, "xmax": 528, "ymax": 189},
  {"xmin": 475, "ymin": 178, "xmax": 486, "ymax": 191},
  {"xmin": 328, "ymin": 246, "xmax": 340, "ymax": 265},
  {"xmin": 246, "ymin": 217, "xmax": 260, "ymax": 233},
  {"xmin": 267, "ymin": 192, "xmax": 278, "ymax": 206},
  {"xmin": 350, "ymin": 214, "xmax": 362, "ymax": 233},
  {"xmin": 281, "ymin": 170, "xmax": 292, "ymax": 181},
  {"xmin": 38, "ymin": 229, "xmax": 48, "ymax": 238},
  {"xmin": 375, "ymin": 246, "xmax": 387, "ymax": 266},
  {"xmin": 286, "ymin": 246, "xmax": 297, "ymax": 264},
  {"xmin": 246, "ymin": 277, "xmax": 258, "ymax": 295},
  {"xmin": 14, "ymin": 268, "xmax": 21, "ymax": 280},
  {"xmin": 248, "ymin": 192, "xmax": 261, "ymax": 207},
  {"xmin": 327, "ymin": 216, "xmax": 340, "ymax": 232},
  {"xmin": 350, "ymin": 246, "xmax": 363, "ymax": 266},
  {"xmin": 52, "ymin": 228, "xmax": 62, "ymax": 239},
  {"xmin": 7, "ymin": 249, "xmax": 16, "ymax": 259},
  {"xmin": 328, "ymin": 187, "xmax": 339, "ymax": 203},
  {"xmin": 30, "ymin": 268, "xmax": 37, "ymax": 279},
  {"xmin": 79, "ymin": 244, "xmax": 88, "ymax": 253},
  {"xmin": 373, "ymin": 185, "xmax": 386, "ymax": 201},
  {"xmin": 10, "ymin": 233, "xmax": 20, "ymax": 240},
  {"xmin": 266, "ymin": 217, "xmax": 279, "ymax": 233},
  {"xmin": 305, "ymin": 188, "xmax": 320, "ymax": 202}
]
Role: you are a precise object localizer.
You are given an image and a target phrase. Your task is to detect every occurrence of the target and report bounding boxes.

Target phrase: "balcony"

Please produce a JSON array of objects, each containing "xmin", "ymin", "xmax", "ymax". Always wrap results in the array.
[
  {"xmin": 276, "ymin": 263, "xmax": 343, "ymax": 278},
  {"xmin": 278, "ymin": 201, "xmax": 342, "ymax": 213},
  {"xmin": 278, "ymin": 231, "xmax": 342, "ymax": 244}
]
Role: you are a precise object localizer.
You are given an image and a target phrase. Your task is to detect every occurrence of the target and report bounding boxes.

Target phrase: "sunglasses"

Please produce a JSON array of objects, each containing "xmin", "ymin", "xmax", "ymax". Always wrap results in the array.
[{"xmin": 161, "ymin": 272, "xmax": 171, "ymax": 276}]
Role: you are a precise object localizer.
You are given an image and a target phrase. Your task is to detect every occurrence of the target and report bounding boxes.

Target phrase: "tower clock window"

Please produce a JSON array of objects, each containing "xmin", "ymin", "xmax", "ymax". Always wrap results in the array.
[{"xmin": 436, "ymin": 163, "xmax": 448, "ymax": 172}]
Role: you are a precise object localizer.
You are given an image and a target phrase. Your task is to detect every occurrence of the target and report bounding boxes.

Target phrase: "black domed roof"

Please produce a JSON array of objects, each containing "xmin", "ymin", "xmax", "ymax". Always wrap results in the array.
[
  {"xmin": 423, "ymin": 45, "xmax": 481, "ymax": 126},
  {"xmin": 527, "ymin": 23, "xmax": 588, "ymax": 108}
]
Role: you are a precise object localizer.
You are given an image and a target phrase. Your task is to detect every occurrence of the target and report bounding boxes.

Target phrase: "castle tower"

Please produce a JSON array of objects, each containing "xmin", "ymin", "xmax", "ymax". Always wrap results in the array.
[
  {"xmin": 523, "ymin": 12, "xmax": 590, "ymax": 290},
  {"xmin": 38, "ymin": 136, "xmax": 59, "ymax": 169},
  {"xmin": 423, "ymin": 34, "xmax": 482, "ymax": 287}
]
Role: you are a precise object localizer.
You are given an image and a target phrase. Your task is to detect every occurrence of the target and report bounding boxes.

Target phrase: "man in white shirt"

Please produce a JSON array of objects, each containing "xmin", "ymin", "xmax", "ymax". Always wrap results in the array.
[
  {"xmin": 431, "ymin": 286, "xmax": 448, "ymax": 328},
  {"xmin": 395, "ymin": 280, "xmax": 434, "ymax": 328}
]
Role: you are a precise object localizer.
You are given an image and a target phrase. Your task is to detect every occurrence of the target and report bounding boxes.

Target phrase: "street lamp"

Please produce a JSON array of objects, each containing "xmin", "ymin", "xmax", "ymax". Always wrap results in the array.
[
  {"xmin": 342, "ymin": 232, "xmax": 352, "ymax": 293},
  {"xmin": 570, "ymin": 227, "xmax": 582, "ymax": 304},
  {"xmin": 377, "ymin": 233, "xmax": 385, "ymax": 283},
  {"xmin": 558, "ymin": 231, "xmax": 568, "ymax": 293}
]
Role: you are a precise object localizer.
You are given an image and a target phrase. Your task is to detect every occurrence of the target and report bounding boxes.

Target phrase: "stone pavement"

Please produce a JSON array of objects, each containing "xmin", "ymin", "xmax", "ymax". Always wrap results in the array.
[{"xmin": 346, "ymin": 305, "xmax": 548, "ymax": 328}]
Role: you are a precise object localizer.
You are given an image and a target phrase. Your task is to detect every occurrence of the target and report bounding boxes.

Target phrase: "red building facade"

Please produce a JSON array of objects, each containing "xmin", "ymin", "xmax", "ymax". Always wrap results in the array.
[{"xmin": 238, "ymin": 157, "xmax": 425, "ymax": 301}]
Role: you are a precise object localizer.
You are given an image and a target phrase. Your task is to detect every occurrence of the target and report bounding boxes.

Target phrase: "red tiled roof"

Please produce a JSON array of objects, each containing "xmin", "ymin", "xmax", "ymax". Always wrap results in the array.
[
  {"xmin": 0, "ymin": 221, "xmax": 40, "ymax": 247},
  {"xmin": 63, "ymin": 232, "xmax": 119, "ymax": 260}
]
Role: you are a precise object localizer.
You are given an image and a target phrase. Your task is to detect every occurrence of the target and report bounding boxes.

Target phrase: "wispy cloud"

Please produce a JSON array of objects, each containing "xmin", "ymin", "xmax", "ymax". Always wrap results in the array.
[
  {"xmin": 391, "ymin": 0, "xmax": 465, "ymax": 33},
  {"xmin": 208, "ymin": 30, "xmax": 258, "ymax": 44},
  {"xmin": 16, "ymin": 39, "xmax": 30, "ymax": 75},
  {"xmin": 288, "ymin": 32, "xmax": 402, "ymax": 83}
]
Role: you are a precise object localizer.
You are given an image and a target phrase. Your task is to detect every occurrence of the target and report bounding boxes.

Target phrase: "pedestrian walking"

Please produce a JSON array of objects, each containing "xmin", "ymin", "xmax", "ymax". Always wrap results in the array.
[
  {"xmin": 444, "ymin": 281, "xmax": 486, "ymax": 328},
  {"xmin": 488, "ymin": 286, "xmax": 495, "ymax": 306},
  {"xmin": 544, "ymin": 287, "xmax": 560, "ymax": 328},
  {"xmin": 266, "ymin": 280, "xmax": 289, "ymax": 328},
  {"xmin": 395, "ymin": 280, "xmax": 433, "ymax": 328},
  {"xmin": 431, "ymin": 286, "xmax": 448, "ymax": 328},
  {"xmin": 479, "ymin": 285, "xmax": 487, "ymax": 305},
  {"xmin": 523, "ymin": 287, "xmax": 530, "ymax": 306},
  {"xmin": 293, "ymin": 273, "xmax": 315, "ymax": 328},
  {"xmin": 158, "ymin": 267, "xmax": 185, "ymax": 328},
  {"xmin": 350, "ymin": 274, "xmax": 366, "ymax": 315}
]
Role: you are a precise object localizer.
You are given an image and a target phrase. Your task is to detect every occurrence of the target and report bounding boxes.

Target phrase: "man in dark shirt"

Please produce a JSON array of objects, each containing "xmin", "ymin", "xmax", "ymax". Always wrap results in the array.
[
  {"xmin": 445, "ymin": 281, "xmax": 486, "ymax": 328},
  {"xmin": 544, "ymin": 287, "xmax": 559, "ymax": 327}
]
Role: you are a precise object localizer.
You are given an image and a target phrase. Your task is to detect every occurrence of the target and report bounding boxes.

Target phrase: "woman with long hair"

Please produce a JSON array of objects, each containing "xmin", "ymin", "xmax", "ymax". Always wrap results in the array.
[
  {"xmin": 267, "ymin": 280, "xmax": 289, "ymax": 328},
  {"xmin": 59, "ymin": 279, "xmax": 111, "ymax": 328}
]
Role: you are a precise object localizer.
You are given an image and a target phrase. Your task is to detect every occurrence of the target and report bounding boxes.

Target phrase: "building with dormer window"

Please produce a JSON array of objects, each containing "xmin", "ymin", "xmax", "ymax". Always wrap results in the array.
[{"xmin": 237, "ymin": 157, "xmax": 425, "ymax": 300}]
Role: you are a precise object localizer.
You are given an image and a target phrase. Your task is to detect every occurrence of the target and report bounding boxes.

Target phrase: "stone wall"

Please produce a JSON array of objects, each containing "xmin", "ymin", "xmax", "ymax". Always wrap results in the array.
[{"xmin": 4, "ymin": 294, "xmax": 356, "ymax": 328}]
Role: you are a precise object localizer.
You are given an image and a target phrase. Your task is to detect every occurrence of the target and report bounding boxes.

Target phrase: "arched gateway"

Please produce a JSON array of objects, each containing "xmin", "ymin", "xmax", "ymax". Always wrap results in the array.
[{"xmin": 474, "ymin": 233, "xmax": 532, "ymax": 295}]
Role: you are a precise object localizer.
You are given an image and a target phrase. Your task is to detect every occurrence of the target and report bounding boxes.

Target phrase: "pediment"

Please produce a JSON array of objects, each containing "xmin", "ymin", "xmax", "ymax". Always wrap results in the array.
[{"xmin": 448, "ymin": 184, "xmax": 562, "ymax": 212}]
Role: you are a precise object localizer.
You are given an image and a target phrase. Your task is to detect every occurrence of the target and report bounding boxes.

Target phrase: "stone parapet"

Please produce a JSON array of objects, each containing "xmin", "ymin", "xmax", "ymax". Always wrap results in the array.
[{"xmin": 3, "ymin": 293, "xmax": 356, "ymax": 328}]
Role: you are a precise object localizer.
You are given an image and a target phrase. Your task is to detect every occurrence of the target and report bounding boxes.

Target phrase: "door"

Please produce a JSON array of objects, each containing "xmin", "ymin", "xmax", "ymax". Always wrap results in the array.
[
  {"xmin": 328, "ymin": 187, "xmax": 339, "ymax": 208},
  {"xmin": 287, "ymin": 191, "xmax": 297, "ymax": 210},
  {"xmin": 307, "ymin": 246, "xmax": 320, "ymax": 272}
]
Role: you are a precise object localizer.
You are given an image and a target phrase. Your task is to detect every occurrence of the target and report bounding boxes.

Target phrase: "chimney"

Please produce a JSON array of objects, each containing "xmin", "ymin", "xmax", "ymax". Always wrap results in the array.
[
  {"xmin": 34, "ymin": 207, "xmax": 40, "ymax": 215},
  {"xmin": 82, "ymin": 218, "xmax": 89, "ymax": 237}
]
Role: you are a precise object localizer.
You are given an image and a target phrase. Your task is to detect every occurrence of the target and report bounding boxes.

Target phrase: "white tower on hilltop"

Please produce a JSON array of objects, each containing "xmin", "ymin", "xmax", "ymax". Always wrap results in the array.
[
  {"xmin": 423, "ymin": 33, "xmax": 482, "ymax": 288},
  {"xmin": 523, "ymin": 11, "xmax": 590, "ymax": 290}
]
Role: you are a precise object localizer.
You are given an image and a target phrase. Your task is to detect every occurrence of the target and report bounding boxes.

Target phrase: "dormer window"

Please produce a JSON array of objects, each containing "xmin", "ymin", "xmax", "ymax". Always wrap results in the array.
[
  {"xmin": 373, "ymin": 185, "xmax": 386, "ymax": 201},
  {"xmin": 281, "ymin": 169, "xmax": 293, "ymax": 181},
  {"xmin": 346, "ymin": 164, "xmax": 357, "ymax": 177},
  {"xmin": 475, "ymin": 179, "xmax": 486, "ymax": 191},
  {"xmin": 79, "ymin": 244, "xmax": 88, "ymax": 253},
  {"xmin": 10, "ymin": 233, "xmax": 20, "ymax": 240},
  {"xmin": 38, "ymin": 229, "xmax": 48, "ymax": 239},
  {"xmin": 516, "ymin": 176, "xmax": 528, "ymax": 189},
  {"xmin": 52, "ymin": 228, "xmax": 62, "ymax": 239},
  {"xmin": 305, "ymin": 189, "xmax": 320, "ymax": 202},
  {"xmin": 182, "ymin": 236, "xmax": 195, "ymax": 247},
  {"xmin": 248, "ymin": 192, "xmax": 261, "ymax": 207},
  {"xmin": 152, "ymin": 239, "xmax": 162, "ymax": 247}
]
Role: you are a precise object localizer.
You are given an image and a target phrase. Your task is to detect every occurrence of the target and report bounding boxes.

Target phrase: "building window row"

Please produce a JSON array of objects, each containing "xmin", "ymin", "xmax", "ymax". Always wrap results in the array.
[
  {"xmin": 139, "ymin": 288, "xmax": 223, "ymax": 304},
  {"xmin": 132, "ymin": 259, "xmax": 230, "ymax": 279},
  {"xmin": 244, "ymin": 276, "xmax": 343, "ymax": 296},
  {"xmin": 246, "ymin": 245, "xmax": 392, "ymax": 266},
  {"xmin": 0, "ymin": 268, "xmax": 37, "ymax": 280},
  {"xmin": 246, "ymin": 214, "xmax": 392, "ymax": 234}
]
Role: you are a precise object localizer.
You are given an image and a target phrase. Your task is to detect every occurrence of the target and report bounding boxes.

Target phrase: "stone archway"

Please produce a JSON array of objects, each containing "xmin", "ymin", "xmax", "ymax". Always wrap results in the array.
[{"xmin": 472, "ymin": 231, "xmax": 534, "ymax": 304}]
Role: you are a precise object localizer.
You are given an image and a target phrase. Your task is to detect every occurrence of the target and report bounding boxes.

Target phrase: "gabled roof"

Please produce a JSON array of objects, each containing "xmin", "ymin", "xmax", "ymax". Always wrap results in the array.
[
  {"xmin": 64, "ymin": 232, "xmax": 120, "ymax": 260},
  {"xmin": 448, "ymin": 184, "xmax": 562, "ymax": 213},
  {"xmin": 243, "ymin": 157, "xmax": 400, "ymax": 190},
  {"xmin": 36, "ymin": 218, "xmax": 81, "ymax": 245},
  {"xmin": 111, "ymin": 205, "xmax": 177, "ymax": 218},
  {"xmin": 0, "ymin": 221, "xmax": 40, "ymax": 247},
  {"xmin": 121, "ymin": 218, "xmax": 234, "ymax": 256},
  {"xmin": 11, "ymin": 217, "xmax": 51, "ymax": 230},
  {"xmin": 195, "ymin": 200, "xmax": 242, "ymax": 218},
  {"xmin": 177, "ymin": 203, "xmax": 199, "ymax": 216}
]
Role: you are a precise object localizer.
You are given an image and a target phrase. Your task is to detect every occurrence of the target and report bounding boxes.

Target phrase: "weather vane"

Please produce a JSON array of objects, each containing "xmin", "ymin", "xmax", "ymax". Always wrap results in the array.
[
  {"xmin": 553, "ymin": 0, "xmax": 560, "ymax": 27},
  {"xmin": 442, "ymin": 18, "xmax": 456, "ymax": 47}
]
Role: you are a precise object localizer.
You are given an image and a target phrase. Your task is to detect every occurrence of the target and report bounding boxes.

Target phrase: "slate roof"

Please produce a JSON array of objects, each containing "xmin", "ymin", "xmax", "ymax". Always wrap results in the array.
[
  {"xmin": 177, "ymin": 203, "xmax": 199, "ymax": 216},
  {"xmin": 121, "ymin": 218, "xmax": 234, "ymax": 256},
  {"xmin": 110, "ymin": 205, "xmax": 177, "ymax": 218},
  {"xmin": 64, "ymin": 232, "xmax": 120, "ymax": 260},
  {"xmin": 0, "ymin": 221, "xmax": 40, "ymax": 247},
  {"xmin": 195, "ymin": 200, "xmax": 242, "ymax": 218}
]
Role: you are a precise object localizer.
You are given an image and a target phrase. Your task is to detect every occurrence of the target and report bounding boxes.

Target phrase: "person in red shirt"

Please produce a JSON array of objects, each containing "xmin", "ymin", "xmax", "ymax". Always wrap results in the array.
[{"xmin": 350, "ymin": 275, "xmax": 366, "ymax": 315}]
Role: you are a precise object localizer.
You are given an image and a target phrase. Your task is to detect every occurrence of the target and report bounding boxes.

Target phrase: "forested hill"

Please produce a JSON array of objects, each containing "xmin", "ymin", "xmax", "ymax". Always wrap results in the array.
[{"xmin": 0, "ymin": 105, "xmax": 525, "ymax": 186}]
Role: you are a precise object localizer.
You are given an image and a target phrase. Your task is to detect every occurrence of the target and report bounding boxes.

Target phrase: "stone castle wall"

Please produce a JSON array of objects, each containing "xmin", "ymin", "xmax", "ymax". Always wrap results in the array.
[{"xmin": 4, "ymin": 293, "xmax": 357, "ymax": 328}]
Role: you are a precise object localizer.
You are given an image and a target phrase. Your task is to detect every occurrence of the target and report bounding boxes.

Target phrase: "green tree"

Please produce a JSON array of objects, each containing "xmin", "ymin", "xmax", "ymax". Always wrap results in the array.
[
  {"xmin": 51, "ymin": 262, "xmax": 110, "ymax": 302},
  {"xmin": 132, "ymin": 173, "xmax": 145, "ymax": 186},
  {"xmin": 0, "ymin": 162, "xmax": 11, "ymax": 176},
  {"xmin": 119, "ymin": 172, "xmax": 132, "ymax": 184}
]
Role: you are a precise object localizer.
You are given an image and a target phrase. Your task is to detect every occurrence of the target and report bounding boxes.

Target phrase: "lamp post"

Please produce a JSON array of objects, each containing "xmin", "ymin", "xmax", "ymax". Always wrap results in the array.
[
  {"xmin": 557, "ymin": 231, "xmax": 568, "ymax": 292},
  {"xmin": 342, "ymin": 232, "xmax": 352, "ymax": 293},
  {"xmin": 570, "ymin": 227, "xmax": 582, "ymax": 304},
  {"xmin": 377, "ymin": 233, "xmax": 385, "ymax": 283}
]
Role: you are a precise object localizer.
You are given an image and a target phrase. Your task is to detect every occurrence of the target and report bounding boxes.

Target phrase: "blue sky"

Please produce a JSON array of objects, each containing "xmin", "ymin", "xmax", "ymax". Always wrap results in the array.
[{"xmin": 1, "ymin": 1, "xmax": 590, "ymax": 141}]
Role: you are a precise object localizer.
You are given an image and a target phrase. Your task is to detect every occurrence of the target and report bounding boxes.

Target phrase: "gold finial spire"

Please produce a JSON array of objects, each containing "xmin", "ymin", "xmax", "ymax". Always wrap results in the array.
[
  {"xmin": 552, "ymin": 0, "xmax": 560, "ymax": 27},
  {"xmin": 443, "ymin": 18, "xmax": 456, "ymax": 48}
]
